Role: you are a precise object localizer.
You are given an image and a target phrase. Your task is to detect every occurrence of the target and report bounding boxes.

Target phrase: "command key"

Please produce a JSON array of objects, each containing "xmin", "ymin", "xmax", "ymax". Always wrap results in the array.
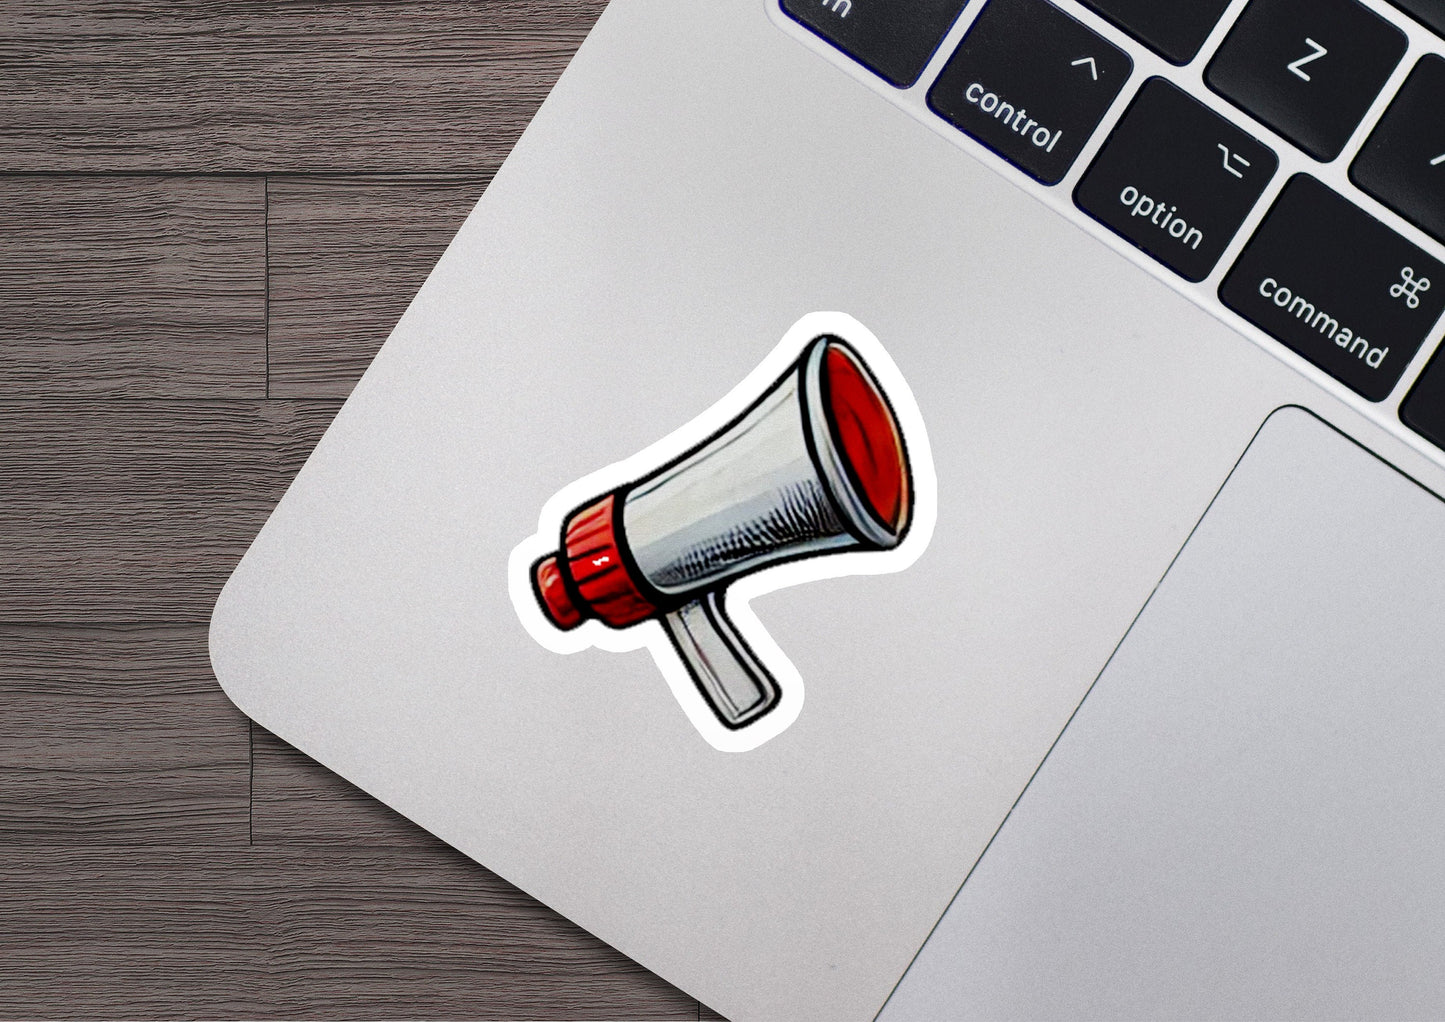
[{"xmin": 1220, "ymin": 174, "xmax": 1445, "ymax": 402}]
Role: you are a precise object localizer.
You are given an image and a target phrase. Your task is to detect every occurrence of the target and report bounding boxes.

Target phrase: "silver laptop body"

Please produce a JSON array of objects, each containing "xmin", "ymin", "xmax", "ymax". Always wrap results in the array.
[{"xmin": 210, "ymin": 1, "xmax": 1445, "ymax": 1017}]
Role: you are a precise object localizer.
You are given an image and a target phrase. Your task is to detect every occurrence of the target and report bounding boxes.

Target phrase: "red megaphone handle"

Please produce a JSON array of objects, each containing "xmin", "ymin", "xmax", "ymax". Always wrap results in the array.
[{"xmin": 661, "ymin": 589, "xmax": 781, "ymax": 730}]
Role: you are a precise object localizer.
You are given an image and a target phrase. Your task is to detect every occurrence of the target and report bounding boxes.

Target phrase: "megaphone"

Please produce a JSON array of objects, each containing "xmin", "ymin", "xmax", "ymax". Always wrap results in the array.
[{"xmin": 530, "ymin": 334, "xmax": 913, "ymax": 730}]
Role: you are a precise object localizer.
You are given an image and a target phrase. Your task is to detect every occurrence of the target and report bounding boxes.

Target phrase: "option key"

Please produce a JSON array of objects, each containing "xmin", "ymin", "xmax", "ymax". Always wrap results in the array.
[{"xmin": 1076, "ymin": 78, "xmax": 1277, "ymax": 282}]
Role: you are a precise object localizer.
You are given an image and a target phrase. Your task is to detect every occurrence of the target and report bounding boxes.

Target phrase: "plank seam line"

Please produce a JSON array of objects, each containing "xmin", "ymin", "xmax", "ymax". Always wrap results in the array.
[
  {"xmin": 264, "ymin": 175, "xmax": 271, "ymax": 402},
  {"xmin": 0, "ymin": 397, "xmax": 343, "ymax": 405},
  {"xmin": 0, "ymin": 170, "xmax": 498, "ymax": 181},
  {"xmin": 0, "ymin": 621, "xmax": 212, "ymax": 629},
  {"xmin": 0, "ymin": 620, "xmax": 222, "ymax": 629}
]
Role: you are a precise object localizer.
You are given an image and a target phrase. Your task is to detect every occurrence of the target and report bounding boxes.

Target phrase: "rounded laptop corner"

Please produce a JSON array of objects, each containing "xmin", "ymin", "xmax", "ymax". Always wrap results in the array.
[{"xmin": 207, "ymin": 561, "xmax": 265, "ymax": 723}]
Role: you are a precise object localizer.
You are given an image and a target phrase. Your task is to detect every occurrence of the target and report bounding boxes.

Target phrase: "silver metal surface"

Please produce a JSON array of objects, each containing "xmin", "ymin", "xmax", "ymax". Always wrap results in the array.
[
  {"xmin": 881, "ymin": 406, "xmax": 1445, "ymax": 1020},
  {"xmin": 208, "ymin": 0, "xmax": 1445, "ymax": 1019},
  {"xmin": 623, "ymin": 344, "xmax": 854, "ymax": 595}
]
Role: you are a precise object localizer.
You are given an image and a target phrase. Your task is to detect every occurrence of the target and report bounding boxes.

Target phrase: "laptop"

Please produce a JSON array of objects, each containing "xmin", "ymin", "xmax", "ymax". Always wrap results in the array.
[{"xmin": 209, "ymin": 0, "xmax": 1445, "ymax": 1017}]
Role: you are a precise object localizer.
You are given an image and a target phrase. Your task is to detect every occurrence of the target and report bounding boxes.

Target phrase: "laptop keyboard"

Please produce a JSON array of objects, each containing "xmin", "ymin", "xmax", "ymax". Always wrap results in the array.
[{"xmin": 777, "ymin": 0, "xmax": 1445, "ymax": 455}]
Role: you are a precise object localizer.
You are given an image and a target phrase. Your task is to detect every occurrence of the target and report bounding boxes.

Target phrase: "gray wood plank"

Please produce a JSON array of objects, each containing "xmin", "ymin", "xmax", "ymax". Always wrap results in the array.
[
  {"xmin": 0, "ymin": 177, "xmax": 266, "ymax": 398},
  {"xmin": 0, "ymin": 400, "xmax": 337, "ymax": 623},
  {"xmin": 0, "ymin": 625, "xmax": 249, "ymax": 844},
  {"xmin": 268, "ymin": 176, "xmax": 490, "ymax": 398},
  {"xmin": 0, "ymin": 848, "xmax": 267, "ymax": 1019},
  {"xmin": 0, "ymin": 1, "xmax": 606, "ymax": 174},
  {"xmin": 261, "ymin": 847, "xmax": 695, "ymax": 1019},
  {"xmin": 0, "ymin": 846, "xmax": 697, "ymax": 1019},
  {"xmin": 251, "ymin": 725, "xmax": 441, "ymax": 847}
]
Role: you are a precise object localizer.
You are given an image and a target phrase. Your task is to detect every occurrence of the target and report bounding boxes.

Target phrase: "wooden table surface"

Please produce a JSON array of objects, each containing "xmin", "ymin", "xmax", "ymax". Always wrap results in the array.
[{"xmin": 0, "ymin": 4, "xmax": 723, "ymax": 1017}]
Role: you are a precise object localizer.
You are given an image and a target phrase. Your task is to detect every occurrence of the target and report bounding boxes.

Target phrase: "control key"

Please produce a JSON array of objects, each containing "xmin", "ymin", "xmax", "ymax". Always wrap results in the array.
[{"xmin": 928, "ymin": 0, "xmax": 1131, "ymax": 185}]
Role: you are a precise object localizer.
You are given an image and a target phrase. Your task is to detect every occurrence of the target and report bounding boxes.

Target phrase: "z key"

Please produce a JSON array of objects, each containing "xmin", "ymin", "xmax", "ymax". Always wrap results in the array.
[{"xmin": 1206, "ymin": 0, "xmax": 1407, "ymax": 162}]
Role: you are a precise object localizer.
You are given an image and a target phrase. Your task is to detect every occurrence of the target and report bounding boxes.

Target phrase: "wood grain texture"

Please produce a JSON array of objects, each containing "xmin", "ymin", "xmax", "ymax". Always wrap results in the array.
[
  {"xmin": 0, "ymin": 846, "xmax": 698, "ymax": 1019},
  {"xmin": 0, "ymin": 177, "xmax": 266, "ymax": 397},
  {"xmin": 0, "ymin": 1, "xmax": 715, "ymax": 1016},
  {"xmin": 251, "ymin": 725, "xmax": 442, "ymax": 847},
  {"xmin": 0, "ymin": 400, "xmax": 338, "ymax": 623},
  {"xmin": 0, "ymin": 625, "xmax": 250, "ymax": 844},
  {"xmin": 0, "ymin": 1, "xmax": 607, "ymax": 174},
  {"xmin": 267, "ymin": 176, "xmax": 490, "ymax": 398},
  {"xmin": 0, "ymin": 848, "xmax": 266, "ymax": 1019},
  {"xmin": 260, "ymin": 847, "xmax": 694, "ymax": 1020}
]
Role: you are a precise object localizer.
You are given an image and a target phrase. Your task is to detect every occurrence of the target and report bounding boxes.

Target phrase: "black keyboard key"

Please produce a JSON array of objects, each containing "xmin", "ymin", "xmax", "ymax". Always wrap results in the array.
[
  {"xmin": 1075, "ymin": 0, "xmax": 1233, "ymax": 65},
  {"xmin": 1205, "ymin": 0, "xmax": 1407, "ymax": 162},
  {"xmin": 928, "ymin": 0, "xmax": 1131, "ymax": 185},
  {"xmin": 1352, "ymin": 55, "xmax": 1445, "ymax": 246},
  {"xmin": 1404, "ymin": 344, "xmax": 1445, "ymax": 451},
  {"xmin": 1221, "ymin": 175, "xmax": 1445, "ymax": 401},
  {"xmin": 780, "ymin": 0, "xmax": 971, "ymax": 88},
  {"xmin": 1076, "ymin": 79, "xmax": 1277, "ymax": 282},
  {"xmin": 1402, "ymin": 344, "xmax": 1445, "ymax": 452},
  {"xmin": 1391, "ymin": 0, "xmax": 1445, "ymax": 38}
]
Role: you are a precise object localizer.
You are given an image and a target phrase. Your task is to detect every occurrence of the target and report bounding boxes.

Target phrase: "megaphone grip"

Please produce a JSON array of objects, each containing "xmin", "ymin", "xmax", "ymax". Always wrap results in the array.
[{"xmin": 662, "ymin": 590, "xmax": 781, "ymax": 730}]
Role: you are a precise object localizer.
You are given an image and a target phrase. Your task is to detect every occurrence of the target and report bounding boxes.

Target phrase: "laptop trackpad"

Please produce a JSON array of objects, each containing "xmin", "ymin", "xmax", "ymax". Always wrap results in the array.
[{"xmin": 882, "ymin": 405, "xmax": 1445, "ymax": 1020}]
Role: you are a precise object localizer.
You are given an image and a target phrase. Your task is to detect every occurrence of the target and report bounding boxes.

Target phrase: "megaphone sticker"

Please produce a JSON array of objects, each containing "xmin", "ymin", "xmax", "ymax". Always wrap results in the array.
[{"xmin": 507, "ymin": 312, "xmax": 937, "ymax": 753}]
